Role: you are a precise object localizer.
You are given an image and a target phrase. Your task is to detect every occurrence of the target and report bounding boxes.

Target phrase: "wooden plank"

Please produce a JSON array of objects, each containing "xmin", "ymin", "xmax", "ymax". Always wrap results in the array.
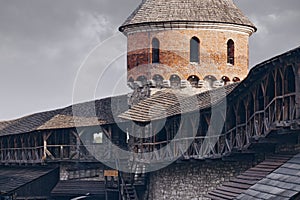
[
  {"xmin": 236, "ymin": 175, "xmax": 263, "ymax": 181},
  {"xmin": 248, "ymin": 167, "xmax": 275, "ymax": 172},
  {"xmin": 208, "ymin": 191, "xmax": 235, "ymax": 200},
  {"xmin": 205, "ymin": 194, "xmax": 225, "ymax": 200},
  {"xmin": 243, "ymin": 170, "xmax": 269, "ymax": 175},
  {"xmin": 217, "ymin": 185, "xmax": 245, "ymax": 194},
  {"xmin": 230, "ymin": 178, "xmax": 257, "ymax": 185},
  {"xmin": 104, "ymin": 170, "xmax": 118, "ymax": 177},
  {"xmin": 255, "ymin": 163, "xmax": 281, "ymax": 169},
  {"xmin": 222, "ymin": 182, "xmax": 251, "ymax": 189},
  {"xmin": 208, "ymin": 189, "xmax": 238, "ymax": 198},
  {"xmin": 260, "ymin": 161, "xmax": 287, "ymax": 166},
  {"xmin": 265, "ymin": 157, "xmax": 291, "ymax": 162}
]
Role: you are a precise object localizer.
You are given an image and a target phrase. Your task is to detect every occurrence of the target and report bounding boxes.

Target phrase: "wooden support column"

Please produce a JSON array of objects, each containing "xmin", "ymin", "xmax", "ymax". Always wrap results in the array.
[
  {"xmin": 296, "ymin": 64, "xmax": 300, "ymax": 119},
  {"xmin": 43, "ymin": 132, "xmax": 53, "ymax": 160},
  {"xmin": 71, "ymin": 130, "xmax": 81, "ymax": 160}
]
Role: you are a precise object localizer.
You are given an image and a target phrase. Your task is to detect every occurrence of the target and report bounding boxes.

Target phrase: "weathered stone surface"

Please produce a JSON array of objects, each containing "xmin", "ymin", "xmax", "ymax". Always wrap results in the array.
[{"xmin": 146, "ymin": 160, "xmax": 253, "ymax": 200}]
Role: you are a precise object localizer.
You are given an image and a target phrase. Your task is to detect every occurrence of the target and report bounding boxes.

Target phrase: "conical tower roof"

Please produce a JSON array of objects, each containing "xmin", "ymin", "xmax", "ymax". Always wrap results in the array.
[{"xmin": 119, "ymin": 0, "xmax": 256, "ymax": 32}]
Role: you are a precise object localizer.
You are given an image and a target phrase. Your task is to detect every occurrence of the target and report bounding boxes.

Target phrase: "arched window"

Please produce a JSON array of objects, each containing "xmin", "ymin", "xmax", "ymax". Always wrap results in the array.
[
  {"xmin": 190, "ymin": 37, "xmax": 200, "ymax": 63},
  {"xmin": 128, "ymin": 77, "xmax": 134, "ymax": 83},
  {"xmin": 232, "ymin": 77, "xmax": 240, "ymax": 82},
  {"xmin": 153, "ymin": 74, "xmax": 164, "ymax": 87},
  {"xmin": 227, "ymin": 39, "xmax": 235, "ymax": 65},
  {"xmin": 204, "ymin": 75, "xmax": 217, "ymax": 88},
  {"xmin": 152, "ymin": 38, "xmax": 160, "ymax": 63},
  {"xmin": 170, "ymin": 74, "xmax": 181, "ymax": 88},
  {"xmin": 221, "ymin": 76, "xmax": 230, "ymax": 85},
  {"xmin": 137, "ymin": 75, "xmax": 147, "ymax": 85},
  {"xmin": 187, "ymin": 75, "xmax": 200, "ymax": 87}
]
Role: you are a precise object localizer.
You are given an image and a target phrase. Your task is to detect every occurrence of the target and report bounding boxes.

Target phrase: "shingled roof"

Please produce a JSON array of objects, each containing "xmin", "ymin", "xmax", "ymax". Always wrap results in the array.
[
  {"xmin": 119, "ymin": 0, "xmax": 256, "ymax": 32},
  {"xmin": 0, "ymin": 95, "xmax": 129, "ymax": 136},
  {"xmin": 0, "ymin": 109, "xmax": 62, "ymax": 136},
  {"xmin": 206, "ymin": 154, "xmax": 300, "ymax": 200},
  {"xmin": 0, "ymin": 166, "xmax": 58, "ymax": 194},
  {"xmin": 119, "ymin": 83, "xmax": 238, "ymax": 122},
  {"xmin": 236, "ymin": 153, "xmax": 300, "ymax": 200},
  {"xmin": 51, "ymin": 180, "xmax": 105, "ymax": 197}
]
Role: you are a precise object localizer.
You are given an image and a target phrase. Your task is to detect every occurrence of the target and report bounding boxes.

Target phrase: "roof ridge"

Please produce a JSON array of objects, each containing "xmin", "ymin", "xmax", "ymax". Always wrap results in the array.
[{"xmin": 119, "ymin": 0, "xmax": 256, "ymax": 32}]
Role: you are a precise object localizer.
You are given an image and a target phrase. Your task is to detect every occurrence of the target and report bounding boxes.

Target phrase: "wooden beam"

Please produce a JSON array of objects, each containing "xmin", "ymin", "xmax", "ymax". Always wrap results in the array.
[{"xmin": 296, "ymin": 63, "xmax": 300, "ymax": 119}]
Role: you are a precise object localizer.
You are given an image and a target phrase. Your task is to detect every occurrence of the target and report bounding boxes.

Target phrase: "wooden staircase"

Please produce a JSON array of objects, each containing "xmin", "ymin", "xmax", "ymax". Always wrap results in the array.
[{"xmin": 120, "ymin": 172, "xmax": 139, "ymax": 200}]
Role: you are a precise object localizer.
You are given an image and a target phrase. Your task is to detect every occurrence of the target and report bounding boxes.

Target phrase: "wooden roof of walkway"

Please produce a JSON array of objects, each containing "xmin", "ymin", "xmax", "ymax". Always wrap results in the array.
[{"xmin": 206, "ymin": 153, "xmax": 300, "ymax": 200}]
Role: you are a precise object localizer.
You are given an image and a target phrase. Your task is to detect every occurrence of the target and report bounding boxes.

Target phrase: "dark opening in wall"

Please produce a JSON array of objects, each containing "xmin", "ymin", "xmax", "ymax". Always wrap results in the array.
[
  {"xmin": 222, "ymin": 76, "xmax": 230, "ymax": 85},
  {"xmin": 204, "ymin": 75, "xmax": 217, "ymax": 87},
  {"xmin": 227, "ymin": 39, "xmax": 235, "ymax": 65},
  {"xmin": 170, "ymin": 74, "xmax": 181, "ymax": 88},
  {"xmin": 153, "ymin": 74, "xmax": 164, "ymax": 87},
  {"xmin": 152, "ymin": 38, "xmax": 160, "ymax": 63},
  {"xmin": 187, "ymin": 75, "xmax": 200, "ymax": 87},
  {"xmin": 190, "ymin": 37, "xmax": 200, "ymax": 63},
  {"xmin": 137, "ymin": 75, "xmax": 147, "ymax": 85},
  {"xmin": 248, "ymin": 93, "xmax": 254, "ymax": 118},
  {"xmin": 266, "ymin": 73, "xmax": 275, "ymax": 104},
  {"xmin": 232, "ymin": 77, "xmax": 240, "ymax": 82},
  {"xmin": 256, "ymin": 85, "xmax": 264, "ymax": 111},
  {"xmin": 237, "ymin": 101, "xmax": 246, "ymax": 124},
  {"xmin": 128, "ymin": 77, "xmax": 134, "ymax": 83},
  {"xmin": 276, "ymin": 71, "xmax": 283, "ymax": 96},
  {"xmin": 284, "ymin": 65, "xmax": 296, "ymax": 94}
]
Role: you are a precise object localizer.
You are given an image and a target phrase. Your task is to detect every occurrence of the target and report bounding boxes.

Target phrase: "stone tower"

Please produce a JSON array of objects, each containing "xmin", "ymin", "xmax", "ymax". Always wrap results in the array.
[{"xmin": 119, "ymin": 0, "xmax": 256, "ymax": 89}]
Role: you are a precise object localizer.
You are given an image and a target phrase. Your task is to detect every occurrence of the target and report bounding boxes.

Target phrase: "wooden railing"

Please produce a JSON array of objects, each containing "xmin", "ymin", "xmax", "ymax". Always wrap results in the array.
[
  {"xmin": 0, "ymin": 146, "xmax": 43, "ymax": 164},
  {"xmin": 0, "ymin": 93, "xmax": 297, "ymax": 164},
  {"xmin": 0, "ymin": 143, "xmax": 116, "ymax": 164},
  {"xmin": 131, "ymin": 93, "xmax": 298, "ymax": 162}
]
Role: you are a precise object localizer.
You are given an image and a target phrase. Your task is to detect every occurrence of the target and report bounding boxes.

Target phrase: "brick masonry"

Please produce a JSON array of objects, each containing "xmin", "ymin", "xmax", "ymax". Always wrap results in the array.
[
  {"xmin": 127, "ymin": 28, "xmax": 250, "ymax": 82},
  {"xmin": 146, "ymin": 160, "xmax": 253, "ymax": 200}
]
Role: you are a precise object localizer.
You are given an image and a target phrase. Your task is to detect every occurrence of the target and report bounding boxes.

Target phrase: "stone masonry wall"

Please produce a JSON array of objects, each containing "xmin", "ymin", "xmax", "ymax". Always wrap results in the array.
[
  {"xmin": 127, "ymin": 29, "xmax": 250, "ymax": 82},
  {"xmin": 59, "ymin": 163, "xmax": 105, "ymax": 181},
  {"xmin": 147, "ymin": 160, "xmax": 253, "ymax": 200}
]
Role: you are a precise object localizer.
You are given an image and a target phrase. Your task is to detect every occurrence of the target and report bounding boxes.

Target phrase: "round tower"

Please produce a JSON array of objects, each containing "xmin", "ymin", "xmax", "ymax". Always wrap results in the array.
[{"xmin": 119, "ymin": 0, "xmax": 256, "ymax": 89}]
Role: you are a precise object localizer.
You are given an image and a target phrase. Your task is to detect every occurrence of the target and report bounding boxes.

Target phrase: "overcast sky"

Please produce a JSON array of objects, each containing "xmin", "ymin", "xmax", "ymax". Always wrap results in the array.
[{"xmin": 0, "ymin": 0, "xmax": 299, "ymax": 120}]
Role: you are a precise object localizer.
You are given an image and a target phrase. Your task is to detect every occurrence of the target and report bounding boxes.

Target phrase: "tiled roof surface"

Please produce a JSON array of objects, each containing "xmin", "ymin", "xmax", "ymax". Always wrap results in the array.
[
  {"xmin": 120, "ymin": 0, "xmax": 256, "ymax": 31},
  {"xmin": 236, "ymin": 153, "xmax": 300, "ymax": 200},
  {"xmin": 51, "ymin": 180, "xmax": 105, "ymax": 196},
  {"xmin": 206, "ymin": 154, "xmax": 295, "ymax": 200},
  {"xmin": 0, "ymin": 166, "xmax": 57, "ymax": 193},
  {"xmin": 0, "ymin": 95, "xmax": 129, "ymax": 135},
  {"xmin": 36, "ymin": 114, "xmax": 106, "ymax": 130},
  {"xmin": 119, "ymin": 83, "xmax": 238, "ymax": 122},
  {"xmin": 0, "ymin": 110, "xmax": 61, "ymax": 136}
]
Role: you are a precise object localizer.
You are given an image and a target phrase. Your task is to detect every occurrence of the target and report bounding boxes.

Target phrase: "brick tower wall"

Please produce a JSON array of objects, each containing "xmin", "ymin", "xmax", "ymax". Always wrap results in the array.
[{"xmin": 127, "ymin": 28, "xmax": 250, "ymax": 82}]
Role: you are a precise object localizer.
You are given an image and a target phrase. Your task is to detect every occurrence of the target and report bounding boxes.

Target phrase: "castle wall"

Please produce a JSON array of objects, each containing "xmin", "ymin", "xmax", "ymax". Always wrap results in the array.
[
  {"xmin": 59, "ymin": 163, "xmax": 106, "ymax": 181},
  {"xmin": 146, "ymin": 160, "xmax": 253, "ymax": 200},
  {"xmin": 127, "ymin": 28, "xmax": 250, "ymax": 82}
]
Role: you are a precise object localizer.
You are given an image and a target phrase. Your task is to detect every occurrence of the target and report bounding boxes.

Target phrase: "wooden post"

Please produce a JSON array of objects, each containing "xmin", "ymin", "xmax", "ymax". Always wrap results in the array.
[
  {"xmin": 296, "ymin": 64, "xmax": 300, "ymax": 119},
  {"xmin": 43, "ymin": 132, "xmax": 51, "ymax": 160},
  {"xmin": 43, "ymin": 137, "xmax": 47, "ymax": 160}
]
